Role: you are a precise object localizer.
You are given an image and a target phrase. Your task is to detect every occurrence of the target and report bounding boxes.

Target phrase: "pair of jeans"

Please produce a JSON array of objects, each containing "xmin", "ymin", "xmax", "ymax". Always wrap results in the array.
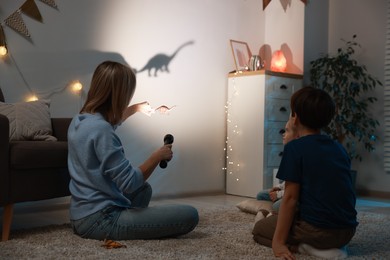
[
  {"xmin": 256, "ymin": 190, "xmax": 282, "ymax": 212},
  {"xmin": 252, "ymin": 214, "xmax": 355, "ymax": 249},
  {"xmin": 71, "ymin": 183, "xmax": 199, "ymax": 240}
]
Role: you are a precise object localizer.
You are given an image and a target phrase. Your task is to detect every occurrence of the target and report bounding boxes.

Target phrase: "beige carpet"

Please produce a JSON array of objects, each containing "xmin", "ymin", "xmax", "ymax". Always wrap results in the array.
[{"xmin": 0, "ymin": 206, "xmax": 388, "ymax": 259}]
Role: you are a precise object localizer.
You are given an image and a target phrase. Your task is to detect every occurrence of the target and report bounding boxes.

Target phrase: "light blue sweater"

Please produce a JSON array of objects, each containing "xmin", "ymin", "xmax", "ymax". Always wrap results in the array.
[{"xmin": 67, "ymin": 113, "xmax": 144, "ymax": 220}]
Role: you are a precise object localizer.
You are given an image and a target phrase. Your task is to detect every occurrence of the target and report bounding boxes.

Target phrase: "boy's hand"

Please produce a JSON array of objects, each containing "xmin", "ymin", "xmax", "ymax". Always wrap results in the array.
[
  {"xmin": 273, "ymin": 243, "xmax": 295, "ymax": 260},
  {"xmin": 269, "ymin": 191, "xmax": 278, "ymax": 202}
]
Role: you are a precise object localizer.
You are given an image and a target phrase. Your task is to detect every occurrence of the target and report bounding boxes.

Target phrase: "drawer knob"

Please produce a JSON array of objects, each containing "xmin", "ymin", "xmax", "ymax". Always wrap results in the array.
[
  {"xmin": 279, "ymin": 107, "xmax": 287, "ymax": 112},
  {"xmin": 280, "ymin": 84, "xmax": 287, "ymax": 90}
]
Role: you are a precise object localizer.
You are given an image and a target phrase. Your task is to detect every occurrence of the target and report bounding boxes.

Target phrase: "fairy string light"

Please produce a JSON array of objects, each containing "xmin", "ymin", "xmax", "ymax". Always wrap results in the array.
[
  {"xmin": 224, "ymin": 72, "xmax": 242, "ymax": 183},
  {"xmin": 0, "ymin": 41, "xmax": 83, "ymax": 102}
]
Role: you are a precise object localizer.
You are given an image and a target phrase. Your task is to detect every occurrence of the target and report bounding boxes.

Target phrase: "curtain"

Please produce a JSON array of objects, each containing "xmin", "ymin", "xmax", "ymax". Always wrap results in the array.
[{"xmin": 385, "ymin": 0, "xmax": 390, "ymax": 173}]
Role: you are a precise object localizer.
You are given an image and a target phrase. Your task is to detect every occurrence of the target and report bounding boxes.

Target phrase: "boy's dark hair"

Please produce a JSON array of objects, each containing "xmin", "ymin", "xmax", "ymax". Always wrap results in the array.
[{"xmin": 290, "ymin": 86, "xmax": 335, "ymax": 130}]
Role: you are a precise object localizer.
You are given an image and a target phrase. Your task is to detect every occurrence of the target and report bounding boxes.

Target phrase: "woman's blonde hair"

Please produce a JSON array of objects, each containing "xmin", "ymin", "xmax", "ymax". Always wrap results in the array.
[{"xmin": 81, "ymin": 61, "xmax": 136, "ymax": 125}]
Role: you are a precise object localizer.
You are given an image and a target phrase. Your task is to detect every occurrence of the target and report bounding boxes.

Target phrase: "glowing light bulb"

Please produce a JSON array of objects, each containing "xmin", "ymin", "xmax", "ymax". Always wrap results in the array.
[
  {"xmin": 71, "ymin": 81, "xmax": 83, "ymax": 93},
  {"xmin": 0, "ymin": 46, "xmax": 7, "ymax": 56},
  {"xmin": 26, "ymin": 95, "xmax": 38, "ymax": 102}
]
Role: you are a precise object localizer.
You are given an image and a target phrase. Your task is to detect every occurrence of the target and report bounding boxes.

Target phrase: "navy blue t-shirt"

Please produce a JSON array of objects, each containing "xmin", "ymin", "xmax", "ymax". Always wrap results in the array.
[{"xmin": 277, "ymin": 134, "xmax": 358, "ymax": 229}]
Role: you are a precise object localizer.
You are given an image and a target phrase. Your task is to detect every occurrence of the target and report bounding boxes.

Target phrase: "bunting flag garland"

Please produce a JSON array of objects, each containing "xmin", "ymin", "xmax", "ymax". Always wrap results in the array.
[
  {"xmin": 0, "ymin": 0, "xmax": 57, "ymax": 45},
  {"xmin": 4, "ymin": 10, "xmax": 31, "ymax": 38},
  {"xmin": 263, "ymin": 0, "xmax": 272, "ymax": 10},
  {"xmin": 0, "ymin": 25, "xmax": 6, "ymax": 46},
  {"xmin": 263, "ymin": 0, "xmax": 307, "ymax": 10},
  {"xmin": 21, "ymin": 0, "xmax": 43, "ymax": 23},
  {"xmin": 38, "ymin": 0, "xmax": 58, "ymax": 9}
]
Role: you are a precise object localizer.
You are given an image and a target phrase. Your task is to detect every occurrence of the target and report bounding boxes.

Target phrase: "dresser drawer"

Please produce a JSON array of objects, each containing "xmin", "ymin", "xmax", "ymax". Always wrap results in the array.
[
  {"xmin": 266, "ymin": 99, "xmax": 290, "ymax": 121},
  {"xmin": 267, "ymin": 144, "xmax": 284, "ymax": 167},
  {"xmin": 266, "ymin": 121, "xmax": 285, "ymax": 144},
  {"xmin": 266, "ymin": 76, "xmax": 300, "ymax": 99}
]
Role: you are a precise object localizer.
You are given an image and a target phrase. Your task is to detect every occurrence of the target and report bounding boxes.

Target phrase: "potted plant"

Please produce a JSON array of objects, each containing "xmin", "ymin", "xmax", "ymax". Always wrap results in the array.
[{"xmin": 309, "ymin": 35, "xmax": 382, "ymax": 162}]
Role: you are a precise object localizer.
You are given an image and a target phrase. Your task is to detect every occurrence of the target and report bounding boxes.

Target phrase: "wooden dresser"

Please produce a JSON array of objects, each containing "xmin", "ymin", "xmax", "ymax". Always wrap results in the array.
[{"xmin": 226, "ymin": 70, "xmax": 303, "ymax": 197}]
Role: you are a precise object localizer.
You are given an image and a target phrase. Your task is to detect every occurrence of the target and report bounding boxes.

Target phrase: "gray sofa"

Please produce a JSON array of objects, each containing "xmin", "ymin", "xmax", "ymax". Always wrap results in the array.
[{"xmin": 0, "ymin": 88, "xmax": 71, "ymax": 241}]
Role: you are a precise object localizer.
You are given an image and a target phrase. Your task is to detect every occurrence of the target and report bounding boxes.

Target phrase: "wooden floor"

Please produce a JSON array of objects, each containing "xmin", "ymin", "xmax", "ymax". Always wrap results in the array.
[{"xmin": 1, "ymin": 194, "xmax": 390, "ymax": 232}]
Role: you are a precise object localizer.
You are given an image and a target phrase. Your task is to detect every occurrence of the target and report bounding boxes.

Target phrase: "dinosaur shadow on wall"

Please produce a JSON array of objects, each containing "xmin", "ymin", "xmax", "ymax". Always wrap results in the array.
[{"xmin": 134, "ymin": 40, "xmax": 194, "ymax": 77}]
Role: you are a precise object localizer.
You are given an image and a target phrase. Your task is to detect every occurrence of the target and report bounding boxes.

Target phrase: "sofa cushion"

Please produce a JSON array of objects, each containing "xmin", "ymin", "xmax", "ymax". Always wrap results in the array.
[
  {"xmin": 9, "ymin": 141, "xmax": 68, "ymax": 169},
  {"xmin": 0, "ymin": 88, "xmax": 4, "ymax": 102},
  {"xmin": 236, "ymin": 199, "xmax": 273, "ymax": 214},
  {"xmin": 0, "ymin": 100, "xmax": 57, "ymax": 141}
]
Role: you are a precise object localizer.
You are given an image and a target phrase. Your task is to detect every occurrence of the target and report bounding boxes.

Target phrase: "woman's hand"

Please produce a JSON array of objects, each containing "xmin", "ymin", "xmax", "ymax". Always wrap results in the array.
[
  {"xmin": 156, "ymin": 144, "xmax": 173, "ymax": 162},
  {"xmin": 122, "ymin": 102, "xmax": 154, "ymax": 121},
  {"xmin": 136, "ymin": 101, "xmax": 154, "ymax": 116},
  {"xmin": 139, "ymin": 144, "xmax": 173, "ymax": 181}
]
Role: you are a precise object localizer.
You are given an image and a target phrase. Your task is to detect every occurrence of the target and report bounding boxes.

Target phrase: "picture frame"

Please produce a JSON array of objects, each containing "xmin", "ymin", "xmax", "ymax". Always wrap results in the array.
[{"xmin": 230, "ymin": 40, "xmax": 252, "ymax": 72}]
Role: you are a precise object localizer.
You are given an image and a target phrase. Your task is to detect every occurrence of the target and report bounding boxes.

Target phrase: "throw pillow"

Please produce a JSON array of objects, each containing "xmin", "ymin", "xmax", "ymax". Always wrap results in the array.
[
  {"xmin": 236, "ymin": 199, "xmax": 273, "ymax": 215},
  {"xmin": 0, "ymin": 100, "xmax": 57, "ymax": 141}
]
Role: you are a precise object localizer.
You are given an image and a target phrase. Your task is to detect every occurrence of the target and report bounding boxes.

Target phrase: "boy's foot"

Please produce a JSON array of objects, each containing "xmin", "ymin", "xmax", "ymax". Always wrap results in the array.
[
  {"xmin": 298, "ymin": 243, "xmax": 348, "ymax": 259},
  {"xmin": 254, "ymin": 209, "xmax": 272, "ymax": 223}
]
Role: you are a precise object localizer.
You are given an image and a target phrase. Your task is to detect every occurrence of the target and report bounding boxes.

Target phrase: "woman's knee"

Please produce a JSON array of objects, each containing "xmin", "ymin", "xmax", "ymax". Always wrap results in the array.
[{"xmin": 180, "ymin": 205, "xmax": 199, "ymax": 227}]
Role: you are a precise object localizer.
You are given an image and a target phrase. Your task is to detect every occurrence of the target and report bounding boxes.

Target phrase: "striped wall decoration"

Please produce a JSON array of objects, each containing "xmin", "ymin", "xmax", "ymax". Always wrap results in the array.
[{"xmin": 0, "ymin": 0, "xmax": 57, "ymax": 44}]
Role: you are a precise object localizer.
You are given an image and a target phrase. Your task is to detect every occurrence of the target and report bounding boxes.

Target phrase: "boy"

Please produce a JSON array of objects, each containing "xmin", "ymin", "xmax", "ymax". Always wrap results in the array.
[
  {"xmin": 256, "ymin": 119, "xmax": 299, "ymax": 213},
  {"xmin": 252, "ymin": 86, "xmax": 358, "ymax": 259}
]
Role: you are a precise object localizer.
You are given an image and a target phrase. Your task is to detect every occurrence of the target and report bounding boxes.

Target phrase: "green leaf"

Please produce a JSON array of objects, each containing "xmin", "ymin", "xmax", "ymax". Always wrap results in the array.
[{"xmin": 308, "ymin": 35, "xmax": 382, "ymax": 161}]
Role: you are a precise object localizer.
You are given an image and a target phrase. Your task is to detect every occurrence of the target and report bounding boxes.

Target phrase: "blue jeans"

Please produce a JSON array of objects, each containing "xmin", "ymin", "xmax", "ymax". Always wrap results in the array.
[
  {"xmin": 71, "ymin": 183, "xmax": 199, "ymax": 240},
  {"xmin": 256, "ymin": 190, "xmax": 282, "ymax": 212}
]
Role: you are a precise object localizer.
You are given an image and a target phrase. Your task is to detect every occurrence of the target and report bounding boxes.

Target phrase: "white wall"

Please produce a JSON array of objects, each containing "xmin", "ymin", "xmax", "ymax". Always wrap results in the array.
[
  {"xmin": 303, "ymin": 0, "xmax": 329, "ymax": 84},
  {"xmin": 328, "ymin": 0, "xmax": 389, "ymax": 194},
  {"xmin": 264, "ymin": 0, "xmax": 305, "ymax": 74},
  {"xmin": 3, "ymin": 0, "xmax": 386, "ymax": 197},
  {"xmin": 0, "ymin": 0, "xmax": 264, "ymax": 197},
  {"xmin": 304, "ymin": 0, "xmax": 389, "ymax": 195}
]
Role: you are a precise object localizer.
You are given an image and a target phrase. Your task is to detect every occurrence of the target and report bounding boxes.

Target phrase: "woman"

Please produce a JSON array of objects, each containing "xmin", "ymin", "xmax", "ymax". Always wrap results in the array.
[{"xmin": 68, "ymin": 61, "xmax": 199, "ymax": 240}]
